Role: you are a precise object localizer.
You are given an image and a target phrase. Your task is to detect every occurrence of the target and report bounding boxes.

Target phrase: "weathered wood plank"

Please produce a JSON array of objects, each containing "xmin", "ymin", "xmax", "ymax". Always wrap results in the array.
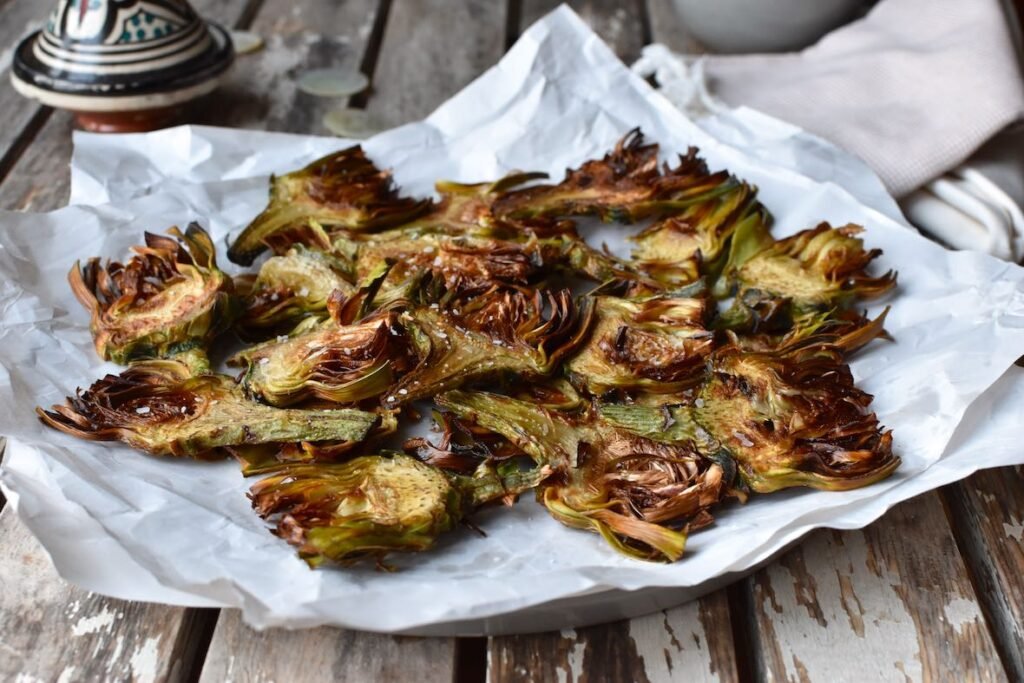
[
  {"xmin": 944, "ymin": 467, "xmax": 1024, "ymax": 682},
  {"xmin": 365, "ymin": 0, "xmax": 508, "ymax": 128},
  {"xmin": 195, "ymin": 0, "xmax": 384, "ymax": 132},
  {"xmin": 747, "ymin": 494, "xmax": 1006, "ymax": 682},
  {"xmin": 0, "ymin": 505, "xmax": 218, "ymax": 683},
  {"xmin": 199, "ymin": 620, "xmax": 456, "ymax": 683},
  {"xmin": 521, "ymin": 0, "xmax": 647, "ymax": 63},
  {"xmin": 0, "ymin": 0, "xmax": 56, "ymax": 178},
  {"xmin": 489, "ymin": 591, "xmax": 739, "ymax": 683}
]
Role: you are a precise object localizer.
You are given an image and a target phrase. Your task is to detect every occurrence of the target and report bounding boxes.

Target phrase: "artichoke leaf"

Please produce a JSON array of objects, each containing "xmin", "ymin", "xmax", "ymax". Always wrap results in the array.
[
  {"xmin": 228, "ymin": 146, "xmax": 432, "ymax": 266},
  {"xmin": 37, "ymin": 358, "xmax": 380, "ymax": 458}
]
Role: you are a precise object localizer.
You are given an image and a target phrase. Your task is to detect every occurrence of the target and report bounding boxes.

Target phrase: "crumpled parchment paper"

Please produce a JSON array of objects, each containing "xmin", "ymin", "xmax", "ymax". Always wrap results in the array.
[{"xmin": 2, "ymin": 7, "xmax": 1023, "ymax": 634}]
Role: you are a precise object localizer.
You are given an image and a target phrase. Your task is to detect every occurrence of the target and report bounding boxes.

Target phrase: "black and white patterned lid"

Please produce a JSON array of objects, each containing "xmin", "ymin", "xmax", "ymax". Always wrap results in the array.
[{"xmin": 12, "ymin": 0, "xmax": 234, "ymax": 112}]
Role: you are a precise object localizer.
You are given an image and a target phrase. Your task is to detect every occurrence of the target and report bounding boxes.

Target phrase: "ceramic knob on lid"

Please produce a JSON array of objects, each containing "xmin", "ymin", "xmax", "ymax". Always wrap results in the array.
[{"xmin": 11, "ymin": 0, "xmax": 234, "ymax": 132}]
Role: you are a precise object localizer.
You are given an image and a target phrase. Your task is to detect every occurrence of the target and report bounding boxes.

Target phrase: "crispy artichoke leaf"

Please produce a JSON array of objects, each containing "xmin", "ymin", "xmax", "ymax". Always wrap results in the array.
[
  {"xmin": 693, "ymin": 336, "xmax": 899, "ymax": 492},
  {"xmin": 228, "ymin": 146, "xmax": 432, "ymax": 266},
  {"xmin": 437, "ymin": 390, "xmax": 730, "ymax": 562},
  {"xmin": 721, "ymin": 221, "xmax": 897, "ymax": 314},
  {"xmin": 735, "ymin": 306, "xmax": 892, "ymax": 357},
  {"xmin": 37, "ymin": 359, "xmax": 380, "ymax": 458},
  {"xmin": 229, "ymin": 312, "xmax": 410, "ymax": 407},
  {"xmin": 237, "ymin": 246, "xmax": 355, "ymax": 337},
  {"xmin": 389, "ymin": 287, "xmax": 594, "ymax": 404},
  {"xmin": 493, "ymin": 129, "xmax": 732, "ymax": 223},
  {"xmin": 69, "ymin": 224, "xmax": 238, "ymax": 364},
  {"xmin": 565, "ymin": 294, "xmax": 714, "ymax": 396},
  {"xmin": 250, "ymin": 452, "xmax": 545, "ymax": 566}
]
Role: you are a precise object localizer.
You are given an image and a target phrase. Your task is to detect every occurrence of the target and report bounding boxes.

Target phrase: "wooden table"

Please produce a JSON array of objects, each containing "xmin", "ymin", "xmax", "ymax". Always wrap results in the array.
[{"xmin": 1, "ymin": 1, "xmax": 1022, "ymax": 681}]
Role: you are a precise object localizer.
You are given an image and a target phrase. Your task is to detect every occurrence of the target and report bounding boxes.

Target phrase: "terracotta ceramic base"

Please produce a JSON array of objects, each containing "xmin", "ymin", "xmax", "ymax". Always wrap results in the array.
[{"xmin": 73, "ymin": 106, "xmax": 184, "ymax": 133}]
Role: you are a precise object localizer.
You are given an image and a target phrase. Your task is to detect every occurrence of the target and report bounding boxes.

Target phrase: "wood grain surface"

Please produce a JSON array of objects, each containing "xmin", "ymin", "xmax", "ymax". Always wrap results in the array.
[
  {"xmin": 0, "ymin": 0, "xmax": 54, "ymax": 182},
  {"xmin": 522, "ymin": 0, "xmax": 647, "ymax": 63},
  {"xmin": 944, "ymin": 467, "xmax": 1024, "ymax": 681},
  {"xmin": 489, "ymin": 591, "xmax": 739, "ymax": 683},
  {"xmin": 366, "ymin": 0, "xmax": 508, "ymax": 128},
  {"xmin": 747, "ymin": 495, "xmax": 1006, "ymax": 682},
  {"xmin": 199, "ymin": 619, "xmax": 455, "ymax": 683}
]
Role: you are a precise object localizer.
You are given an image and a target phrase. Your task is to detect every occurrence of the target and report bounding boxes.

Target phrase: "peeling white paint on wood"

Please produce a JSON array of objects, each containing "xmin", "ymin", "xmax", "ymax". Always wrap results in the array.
[
  {"xmin": 128, "ymin": 636, "xmax": 161, "ymax": 683},
  {"xmin": 943, "ymin": 598, "xmax": 982, "ymax": 635},
  {"xmin": 629, "ymin": 601, "xmax": 722, "ymax": 683},
  {"xmin": 752, "ymin": 496, "xmax": 1005, "ymax": 682},
  {"xmin": 70, "ymin": 607, "xmax": 117, "ymax": 637}
]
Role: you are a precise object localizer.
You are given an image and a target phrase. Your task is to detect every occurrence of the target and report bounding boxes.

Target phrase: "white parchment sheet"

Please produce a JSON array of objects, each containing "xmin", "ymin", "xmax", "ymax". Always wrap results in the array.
[{"xmin": 1, "ymin": 7, "xmax": 1023, "ymax": 633}]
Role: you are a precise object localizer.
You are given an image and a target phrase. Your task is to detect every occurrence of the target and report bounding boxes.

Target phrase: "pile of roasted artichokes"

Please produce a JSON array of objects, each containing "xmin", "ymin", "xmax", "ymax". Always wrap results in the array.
[{"xmin": 38, "ymin": 130, "xmax": 899, "ymax": 567}]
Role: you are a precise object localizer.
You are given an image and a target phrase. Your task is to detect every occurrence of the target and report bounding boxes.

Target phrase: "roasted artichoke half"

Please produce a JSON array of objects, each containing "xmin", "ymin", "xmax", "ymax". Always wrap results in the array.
[
  {"xmin": 565, "ymin": 293, "xmax": 714, "ymax": 396},
  {"xmin": 692, "ymin": 335, "xmax": 899, "ymax": 492},
  {"xmin": 718, "ymin": 220, "xmax": 897, "ymax": 332},
  {"xmin": 229, "ymin": 310, "xmax": 412, "ymax": 407},
  {"xmin": 250, "ymin": 452, "xmax": 544, "ymax": 566},
  {"xmin": 235, "ymin": 246, "xmax": 355, "ymax": 338},
  {"xmin": 228, "ymin": 146, "xmax": 432, "ymax": 266},
  {"xmin": 69, "ymin": 224, "xmax": 238, "ymax": 364},
  {"xmin": 392, "ymin": 285, "xmax": 594, "ymax": 403},
  {"xmin": 37, "ymin": 358, "xmax": 380, "ymax": 458},
  {"xmin": 493, "ymin": 129, "xmax": 734, "ymax": 223}
]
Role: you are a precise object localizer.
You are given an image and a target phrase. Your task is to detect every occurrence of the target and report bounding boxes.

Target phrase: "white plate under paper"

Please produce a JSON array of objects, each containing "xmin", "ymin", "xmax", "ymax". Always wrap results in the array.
[{"xmin": 2, "ymin": 7, "xmax": 1024, "ymax": 635}]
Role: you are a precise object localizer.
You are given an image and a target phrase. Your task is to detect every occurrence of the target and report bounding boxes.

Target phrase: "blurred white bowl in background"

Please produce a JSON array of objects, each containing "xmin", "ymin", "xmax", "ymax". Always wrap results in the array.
[{"xmin": 672, "ymin": 0, "xmax": 869, "ymax": 53}]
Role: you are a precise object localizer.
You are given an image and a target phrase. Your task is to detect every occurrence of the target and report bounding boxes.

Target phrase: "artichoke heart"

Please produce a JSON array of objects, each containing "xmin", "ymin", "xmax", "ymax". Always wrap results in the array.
[
  {"xmin": 230, "ymin": 311, "xmax": 410, "ymax": 407},
  {"xmin": 565, "ymin": 294, "xmax": 714, "ymax": 395},
  {"xmin": 36, "ymin": 358, "xmax": 380, "ymax": 458},
  {"xmin": 693, "ymin": 336, "xmax": 899, "ymax": 492},
  {"xmin": 237, "ymin": 246, "xmax": 355, "ymax": 337},
  {"xmin": 437, "ymin": 390, "xmax": 731, "ymax": 562},
  {"xmin": 228, "ymin": 146, "xmax": 432, "ymax": 266},
  {"xmin": 390, "ymin": 286, "xmax": 594, "ymax": 403},
  {"xmin": 69, "ymin": 224, "xmax": 238, "ymax": 364},
  {"xmin": 250, "ymin": 452, "xmax": 544, "ymax": 566},
  {"xmin": 719, "ymin": 220, "xmax": 897, "ymax": 331}
]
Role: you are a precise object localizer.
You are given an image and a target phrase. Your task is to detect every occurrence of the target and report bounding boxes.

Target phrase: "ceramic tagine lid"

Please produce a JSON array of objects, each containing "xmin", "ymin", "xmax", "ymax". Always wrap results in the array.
[{"xmin": 11, "ymin": 0, "xmax": 234, "ymax": 132}]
